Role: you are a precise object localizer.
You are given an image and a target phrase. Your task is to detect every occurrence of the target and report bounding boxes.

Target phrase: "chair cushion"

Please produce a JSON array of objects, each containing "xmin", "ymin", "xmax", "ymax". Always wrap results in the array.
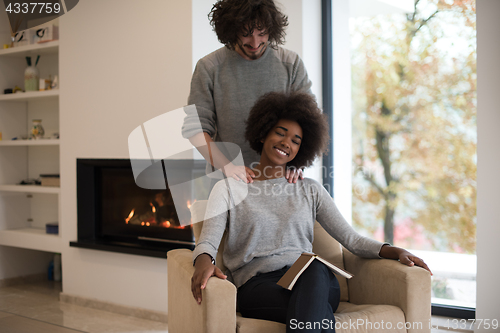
[
  {"xmin": 236, "ymin": 303, "xmax": 406, "ymax": 333},
  {"xmin": 312, "ymin": 221, "xmax": 349, "ymax": 302},
  {"xmin": 334, "ymin": 303, "xmax": 407, "ymax": 333}
]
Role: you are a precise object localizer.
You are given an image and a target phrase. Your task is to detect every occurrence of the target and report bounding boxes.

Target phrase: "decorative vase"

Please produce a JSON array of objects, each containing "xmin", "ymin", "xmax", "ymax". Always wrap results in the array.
[
  {"xmin": 24, "ymin": 66, "xmax": 40, "ymax": 91},
  {"xmin": 31, "ymin": 119, "xmax": 45, "ymax": 139}
]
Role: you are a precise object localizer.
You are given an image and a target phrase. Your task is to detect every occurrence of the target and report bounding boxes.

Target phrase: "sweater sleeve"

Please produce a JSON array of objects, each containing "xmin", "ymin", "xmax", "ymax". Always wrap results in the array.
[
  {"xmin": 182, "ymin": 59, "xmax": 217, "ymax": 139},
  {"xmin": 291, "ymin": 56, "xmax": 313, "ymax": 96},
  {"xmin": 192, "ymin": 181, "xmax": 230, "ymax": 264},
  {"xmin": 313, "ymin": 182, "xmax": 385, "ymax": 259}
]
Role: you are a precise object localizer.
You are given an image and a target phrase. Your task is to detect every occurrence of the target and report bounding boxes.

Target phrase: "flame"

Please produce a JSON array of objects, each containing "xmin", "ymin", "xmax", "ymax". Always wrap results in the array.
[
  {"xmin": 125, "ymin": 209, "xmax": 135, "ymax": 224},
  {"xmin": 124, "ymin": 202, "xmax": 192, "ymax": 229},
  {"xmin": 187, "ymin": 200, "xmax": 197, "ymax": 209}
]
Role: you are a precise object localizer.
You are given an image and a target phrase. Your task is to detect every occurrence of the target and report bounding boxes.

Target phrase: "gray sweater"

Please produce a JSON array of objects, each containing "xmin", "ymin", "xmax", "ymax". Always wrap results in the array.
[
  {"xmin": 193, "ymin": 177, "xmax": 385, "ymax": 288},
  {"xmin": 182, "ymin": 46, "xmax": 313, "ymax": 168}
]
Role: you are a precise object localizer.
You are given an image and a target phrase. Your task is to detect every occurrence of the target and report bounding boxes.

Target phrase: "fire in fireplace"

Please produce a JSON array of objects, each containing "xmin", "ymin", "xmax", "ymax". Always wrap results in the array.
[
  {"xmin": 124, "ymin": 199, "xmax": 196, "ymax": 229},
  {"xmin": 71, "ymin": 158, "xmax": 209, "ymax": 258}
]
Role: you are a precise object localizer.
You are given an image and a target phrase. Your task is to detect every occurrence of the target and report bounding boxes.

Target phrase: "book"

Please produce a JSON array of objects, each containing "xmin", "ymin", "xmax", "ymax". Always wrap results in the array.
[{"xmin": 277, "ymin": 253, "xmax": 354, "ymax": 290}]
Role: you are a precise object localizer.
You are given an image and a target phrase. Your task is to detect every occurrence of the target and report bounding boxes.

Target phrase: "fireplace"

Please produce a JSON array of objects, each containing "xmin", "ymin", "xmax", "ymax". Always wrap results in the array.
[{"xmin": 70, "ymin": 158, "xmax": 209, "ymax": 258}]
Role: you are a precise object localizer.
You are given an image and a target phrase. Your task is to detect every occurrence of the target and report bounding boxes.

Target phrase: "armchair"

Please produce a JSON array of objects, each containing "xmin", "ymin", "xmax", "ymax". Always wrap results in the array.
[{"xmin": 167, "ymin": 200, "xmax": 431, "ymax": 333}]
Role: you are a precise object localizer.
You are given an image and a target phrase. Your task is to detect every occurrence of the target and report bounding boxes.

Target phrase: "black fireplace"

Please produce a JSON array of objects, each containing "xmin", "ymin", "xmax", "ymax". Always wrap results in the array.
[{"xmin": 70, "ymin": 158, "xmax": 209, "ymax": 258}]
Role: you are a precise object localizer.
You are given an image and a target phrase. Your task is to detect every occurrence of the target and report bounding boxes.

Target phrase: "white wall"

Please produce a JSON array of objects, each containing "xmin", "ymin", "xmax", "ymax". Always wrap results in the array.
[
  {"xmin": 59, "ymin": 0, "xmax": 192, "ymax": 312},
  {"xmin": 192, "ymin": 0, "xmax": 223, "ymax": 70},
  {"xmin": 475, "ymin": 0, "xmax": 500, "ymax": 329}
]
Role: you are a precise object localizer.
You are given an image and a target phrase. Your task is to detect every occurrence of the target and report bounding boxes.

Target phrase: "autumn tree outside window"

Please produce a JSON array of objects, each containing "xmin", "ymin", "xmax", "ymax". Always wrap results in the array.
[{"xmin": 350, "ymin": 0, "xmax": 476, "ymax": 309}]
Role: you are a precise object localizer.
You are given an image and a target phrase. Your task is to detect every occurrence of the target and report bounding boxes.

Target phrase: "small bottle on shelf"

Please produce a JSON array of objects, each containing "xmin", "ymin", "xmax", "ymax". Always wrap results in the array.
[{"xmin": 24, "ymin": 56, "xmax": 40, "ymax": 92}]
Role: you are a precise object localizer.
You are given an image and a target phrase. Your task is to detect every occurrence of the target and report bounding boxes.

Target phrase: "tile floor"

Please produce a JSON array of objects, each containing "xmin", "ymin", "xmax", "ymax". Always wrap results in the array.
[
  {"xmin": 0, "ymin": 281, "xmax": 168, "ymax": 333},
  {"xmin": 0, "ymin": 280, "xmax": 473, "ymax": 333}
]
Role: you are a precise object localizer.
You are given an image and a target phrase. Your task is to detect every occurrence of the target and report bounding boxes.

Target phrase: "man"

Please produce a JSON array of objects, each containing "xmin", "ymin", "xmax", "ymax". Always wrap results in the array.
[{"xmin": 182, "ymin": 0, "xmax": 313, "ymax": 184}]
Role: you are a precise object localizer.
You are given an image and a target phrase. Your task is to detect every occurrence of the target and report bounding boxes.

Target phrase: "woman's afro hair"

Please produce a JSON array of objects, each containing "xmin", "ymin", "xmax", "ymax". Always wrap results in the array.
[
  {"xmin": 209, "ymin": 0, "xmax": 288, "ymax": 50},
  {"xmin": 245, "ymin": 91, "xmax": 329, "ymax": 169}
]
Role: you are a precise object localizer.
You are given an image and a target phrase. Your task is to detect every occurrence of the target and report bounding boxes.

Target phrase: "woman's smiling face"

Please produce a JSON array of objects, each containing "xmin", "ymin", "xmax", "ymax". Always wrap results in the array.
[{"xmin": 260, "ymin": 119, "xmax": 303, "ymax": 167}]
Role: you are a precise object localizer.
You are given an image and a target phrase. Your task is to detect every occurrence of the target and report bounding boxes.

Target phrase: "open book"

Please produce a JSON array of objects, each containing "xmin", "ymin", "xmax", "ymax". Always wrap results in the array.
[{"xmin": 277, "ymin": 253, "xmax": 354, "ymax": 290}]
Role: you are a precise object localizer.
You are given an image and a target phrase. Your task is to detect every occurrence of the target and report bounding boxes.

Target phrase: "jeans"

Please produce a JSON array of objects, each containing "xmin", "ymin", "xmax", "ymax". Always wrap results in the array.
[{"xmin": 237, "ymin": 260, "xmax": 341, "ymax": 333}]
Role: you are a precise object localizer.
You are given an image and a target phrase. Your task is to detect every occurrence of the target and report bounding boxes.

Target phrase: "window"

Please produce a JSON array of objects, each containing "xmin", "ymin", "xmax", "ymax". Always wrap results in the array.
[{"xmin": 349, "ymin": 0, "xmax": 476, "ymax": 311}]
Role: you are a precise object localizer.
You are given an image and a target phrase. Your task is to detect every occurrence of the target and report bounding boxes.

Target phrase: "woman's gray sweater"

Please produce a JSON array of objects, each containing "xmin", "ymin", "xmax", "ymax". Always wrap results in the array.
[{"xmin": 193, "ymin": 177, "xmax": 385, "ymax": 288}]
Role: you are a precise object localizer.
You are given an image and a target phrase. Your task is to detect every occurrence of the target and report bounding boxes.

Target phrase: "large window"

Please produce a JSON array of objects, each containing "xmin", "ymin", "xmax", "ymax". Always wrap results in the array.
[{"xmin": 349, "ymin": 0, "xmax": 476, "ymax": 310}]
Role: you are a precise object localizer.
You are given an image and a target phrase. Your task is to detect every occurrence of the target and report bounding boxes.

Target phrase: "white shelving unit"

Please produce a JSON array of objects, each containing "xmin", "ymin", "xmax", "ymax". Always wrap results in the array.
[
  {"xmin": 0, "ymin": 38, "xmax": 61, "ymax": 252},
  {"xmin": 0, "ymin": 185, "xmax": 60, "ymax": 194},
  {"xmin": 0, "ymin": 89, "xmax": 59, "ymax": 102},
  {"xmin": 0, "ymin": 139, "xmax": 59, "ymax": 146},
  {"xmin": 0, "ymin": 40, "xmax": 59, "ymax": 58},
  {"xmin": 0, "ymin": 228, "xmax": 61, "ymax": 253}
]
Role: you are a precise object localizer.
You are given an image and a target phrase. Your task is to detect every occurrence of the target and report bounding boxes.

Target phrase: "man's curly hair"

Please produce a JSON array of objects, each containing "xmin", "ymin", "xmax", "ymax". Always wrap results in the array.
[
  {"xmin": 245, "ymin": 91, "xmax": 329, "ymax": 169},
  {"xmin": 209, "ymin": 0, "xmax": 288, "ymax": 50}
]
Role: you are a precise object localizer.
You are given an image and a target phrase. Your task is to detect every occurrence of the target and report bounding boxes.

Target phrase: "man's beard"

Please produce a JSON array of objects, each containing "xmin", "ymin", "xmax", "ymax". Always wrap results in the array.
[{"xmin": 238, "ymin": 42, "xmax": 267, "ymax": 60}]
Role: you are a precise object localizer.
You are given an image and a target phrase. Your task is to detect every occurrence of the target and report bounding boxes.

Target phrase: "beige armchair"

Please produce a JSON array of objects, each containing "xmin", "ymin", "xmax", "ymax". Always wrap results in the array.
[{"xmin": 167, "ymin": 200, "xmax": 431, "ymax": 333}]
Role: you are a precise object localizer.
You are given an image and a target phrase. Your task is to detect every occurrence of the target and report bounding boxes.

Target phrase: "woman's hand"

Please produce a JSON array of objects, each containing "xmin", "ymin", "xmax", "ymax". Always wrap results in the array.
[
  {"xmin": 397, "ymin": 250, "xmax": 432, "ymax": 275},
  {"xmin": 379, "ymin": 244, "xmax": 432, "ymax": 275},
  {"xmin": 286, "ymin": 167, "xmax": 304, "ymax": 183},
  {"xmin": 223, "ymin": 163, "xmax": 255, "ymax": 183},
  {"xmin": 191, "ymin": 254, "xmax": 227, "ymax": 304}
]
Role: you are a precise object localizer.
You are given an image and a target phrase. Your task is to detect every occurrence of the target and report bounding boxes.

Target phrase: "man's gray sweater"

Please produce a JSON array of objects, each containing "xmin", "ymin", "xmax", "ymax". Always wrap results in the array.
[
  {"xmin": 182, "ymin": 46, "xmax": 313, "ymax": 168},
  {"xmin": 193, "ymin": 177, "xmax": 385, "ymax": 288}
]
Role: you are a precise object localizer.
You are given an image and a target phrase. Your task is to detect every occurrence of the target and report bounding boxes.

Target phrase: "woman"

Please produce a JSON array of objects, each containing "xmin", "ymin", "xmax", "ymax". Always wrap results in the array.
[{"xmin": 191, "ymin": 91, "xmax": 431, "ymax": 332}]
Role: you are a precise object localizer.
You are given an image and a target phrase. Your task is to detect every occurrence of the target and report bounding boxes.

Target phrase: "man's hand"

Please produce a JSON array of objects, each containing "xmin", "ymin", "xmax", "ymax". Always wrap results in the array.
[
  {"xmin": 379, "ymin": 244, "xmax": 432, "ymax": 275},
  {"xmin": 223, "ymin": 164, "xmax": 255, "ymax": 183},
  {"xmin": 190, "ymin": 133, "xmax": 255, "ymax": 182},
  {"xmin": 286, "ymin": 168, "xmax": 304, "ymax": 183},
  {"xmin": 191, "ymin": 254, "xmax": 227, "ymax": 304}
]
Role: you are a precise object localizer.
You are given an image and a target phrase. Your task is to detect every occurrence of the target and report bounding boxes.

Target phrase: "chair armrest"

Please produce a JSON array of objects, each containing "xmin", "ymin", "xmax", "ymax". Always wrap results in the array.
[
  {"xmin": 344, "ymin": 250, "xmax": 431, "ymax": 333},
  {"xmin": 167, "ymin": 249, "xmax": 237, "ymax": 333}
]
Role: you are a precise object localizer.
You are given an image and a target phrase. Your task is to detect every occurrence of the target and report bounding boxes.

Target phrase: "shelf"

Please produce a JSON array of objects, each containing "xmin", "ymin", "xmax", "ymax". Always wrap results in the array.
[
  {"xmin": 0, "ymin": 89, "xmax": 59, "ymax": 102},
  {"xmin": 0, "ymin": 139, "xmax": 60, "ymax": 146},
  {"xmin": 0, "ymin": 27, "xmax": 61, "ymax": 257},
  {"xmin": 0, "ymin": 40, "xmax": 59, "ymax": 58},
  {"xmin": 0, "ymin": 185, "xmax": 60, "ymax": 194},
  {"xmin": 0, "ymin": 228, "xmax": 61, "ymax": 253}
]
